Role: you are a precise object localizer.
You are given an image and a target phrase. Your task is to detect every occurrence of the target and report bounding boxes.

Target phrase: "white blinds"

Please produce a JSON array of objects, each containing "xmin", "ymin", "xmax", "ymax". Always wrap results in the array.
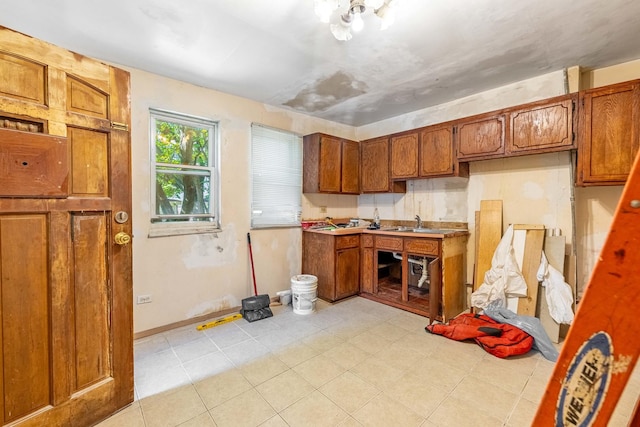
[{"xmin": 250, "ymin": 124, "xmax": 302, "ymax": 228}]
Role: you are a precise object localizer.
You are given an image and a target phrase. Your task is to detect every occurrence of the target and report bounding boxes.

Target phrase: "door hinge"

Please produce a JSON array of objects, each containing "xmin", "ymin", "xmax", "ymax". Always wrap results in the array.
[{"xmin": 111, "ymin": 121, "xmax": 129, "ymax": 131}]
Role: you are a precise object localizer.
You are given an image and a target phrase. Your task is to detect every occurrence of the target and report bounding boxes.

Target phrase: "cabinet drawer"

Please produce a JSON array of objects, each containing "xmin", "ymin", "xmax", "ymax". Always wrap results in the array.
[
  {"xmin": 374, "ymin": 236, "xmax": 403, "ymax": 251},
  {"xmin": 404, "ymin": 238, "xmax": 439, "ymax": 255},
  {"xmin": 336, "ymin": 235, "xmax": 359, "ymax": 249},
  {"xmin": 361, "ymin": 234, "xmax": 373, "ymax": 247}
]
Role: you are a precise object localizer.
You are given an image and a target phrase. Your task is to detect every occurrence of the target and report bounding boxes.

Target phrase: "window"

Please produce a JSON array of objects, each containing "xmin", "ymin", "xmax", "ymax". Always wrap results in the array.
[
  {"xmin": 251, "ymin": 124, "xmax": 302, "ymax": 228},
  {"xmin": 150, "ymin": 109, "xmax": 219, "ymax": 236}
]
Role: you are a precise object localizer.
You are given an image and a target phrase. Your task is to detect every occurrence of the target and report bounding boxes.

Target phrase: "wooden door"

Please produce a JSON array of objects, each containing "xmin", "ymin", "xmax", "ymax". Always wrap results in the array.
[
  {"xmin": 341, "ymin": 139, "xmax": 360, "ymax": 194},
  {"xmin": 318, "ymin": 135, "xmax": 342, "ymax": 192},
  {"xmin": 419, "ymin": 125, "xmax": 455, "ymax": 176},
  {"xmin": 361, "ymin": 137, "xmax": 391, "ymax": 193},
  {"xmin": 335, "ymin": 247, "xmax": 360, "ymax": 300},
  {"xmin": 456, "ymin": 114, "xmax": 506, "ymax": 160},
  {"xmin": 0, "ymin": 27, "xmax": 133, "ymax": 426},
  {"xmin": 390, "ymin": 132, "xmax": 419, "ymax": 179},
  {"xmin": 508, "ymin": 95, "xmax": 575, "ymax": 155},
  {"xmin": 360, "ymin": 235, "xmax": 374, "ymax": 294},
  {"xmin": 577, "ymin": 80, "xmax": 640, "ymax": 185},
  {"xmin": 302, "ymin": 232, "xmax": 335, "ymax": 301}
]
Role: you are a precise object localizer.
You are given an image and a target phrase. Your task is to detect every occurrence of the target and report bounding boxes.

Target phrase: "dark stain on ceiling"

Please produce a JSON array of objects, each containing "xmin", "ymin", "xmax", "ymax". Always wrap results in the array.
[{"xmin": 284, "ymin": 71, "xmax": 368, "ymax": 113}]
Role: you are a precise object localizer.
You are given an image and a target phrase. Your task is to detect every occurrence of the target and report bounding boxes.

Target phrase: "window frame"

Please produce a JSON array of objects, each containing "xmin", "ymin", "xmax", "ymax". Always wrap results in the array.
[{"xmin": 149, "ymin": 108, "xmax": 220, "ymax": 237}]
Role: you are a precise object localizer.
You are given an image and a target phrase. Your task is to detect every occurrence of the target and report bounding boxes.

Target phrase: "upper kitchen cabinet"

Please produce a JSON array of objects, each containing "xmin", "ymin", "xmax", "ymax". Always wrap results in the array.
[
  {"xmin": 419, "ymin": 124, "xmax": 469, "ymax": 178},
  {"xmin": 303, "ymin": 133, "xmax": 360, "ymax": 194},
  {"xmin": 455, "ymin": 113, "xmax": 506, "ymax": 161},
  {"xmin": 360, "ymin": 136, "xmax": 406, "ymax": 193},
  {"xmin": 507, "ymin": 94, "xmax": 576, "ymax": 155},
  {"xmin": 390, "ymin": 131, "xmax": 419, "ymax": 179},
  {"xmin": 577, "ymin": 80, "xmax": 640, "ymax": 186}
]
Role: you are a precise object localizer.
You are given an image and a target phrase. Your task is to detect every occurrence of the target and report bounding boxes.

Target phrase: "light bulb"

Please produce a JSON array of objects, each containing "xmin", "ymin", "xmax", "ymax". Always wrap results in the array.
[{"xmin": 351, "ymin": 10, "xmax": 364, "ymax": 32}]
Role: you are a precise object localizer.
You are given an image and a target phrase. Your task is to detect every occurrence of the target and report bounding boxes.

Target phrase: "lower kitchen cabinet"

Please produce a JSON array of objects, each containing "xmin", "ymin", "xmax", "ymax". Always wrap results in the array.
[
  {"xmin": 302, "ymin": 231, "xmax": 360, "ymax": 302},
  {"xmin": 361, "ymin": 233, "xmax": 468, "ymax": 323},
  {"xmin": 360, "ymin": 234, "xmax": 374, "ymax": 294}
]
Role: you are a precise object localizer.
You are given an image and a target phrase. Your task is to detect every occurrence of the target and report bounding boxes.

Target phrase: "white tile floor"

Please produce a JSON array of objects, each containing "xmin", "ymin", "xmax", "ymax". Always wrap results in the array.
[{"xmin": 97, "ymin": 297, "xmax": 639, "ymax": 427}]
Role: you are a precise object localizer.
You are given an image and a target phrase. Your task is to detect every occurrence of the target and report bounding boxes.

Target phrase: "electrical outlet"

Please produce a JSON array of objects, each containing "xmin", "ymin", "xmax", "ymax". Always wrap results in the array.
[
  {"xmin": 320, "ymin": 206, "xmax": 327, "ymax": 213},
  {"xmin": 137, "ymin": 294, "xmax": 152, "ymax": 304}
]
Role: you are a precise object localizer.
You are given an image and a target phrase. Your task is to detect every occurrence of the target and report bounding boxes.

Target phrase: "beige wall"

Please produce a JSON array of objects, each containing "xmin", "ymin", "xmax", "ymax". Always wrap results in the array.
[
  {"xmin": 129, "ymin": 68, "xmax": 356, "ymax": 333},
  {"xmin": 356, "ymin": 71, "xmax": 572, "ymax": 293},
  {"xmin": 131, "ymin": 59, "xmax": 640, "ymax": 333}
]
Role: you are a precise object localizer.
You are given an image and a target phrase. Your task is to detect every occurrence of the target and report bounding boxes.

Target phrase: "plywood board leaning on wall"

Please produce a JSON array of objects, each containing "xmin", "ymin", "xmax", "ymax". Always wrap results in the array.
[
  {"xmin": 513, "ymin": 225, "xmax": 545, "ymax": 316},
  {"xmin": 473, "ymin": 200, "xmax": 503, "ymax": 291}
]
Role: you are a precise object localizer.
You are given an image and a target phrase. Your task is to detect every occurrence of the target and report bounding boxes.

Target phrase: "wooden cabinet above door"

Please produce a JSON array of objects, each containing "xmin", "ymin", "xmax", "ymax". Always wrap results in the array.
[{"xmin": 303, "ymin": 133, "xmax": 360, "ymax": 194}]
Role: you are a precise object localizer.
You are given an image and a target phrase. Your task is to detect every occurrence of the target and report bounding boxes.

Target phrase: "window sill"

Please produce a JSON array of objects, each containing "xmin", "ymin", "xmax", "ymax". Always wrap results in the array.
[{"xmin": 148, "ymin": 222, "xmax": 221, "ymax": 238}]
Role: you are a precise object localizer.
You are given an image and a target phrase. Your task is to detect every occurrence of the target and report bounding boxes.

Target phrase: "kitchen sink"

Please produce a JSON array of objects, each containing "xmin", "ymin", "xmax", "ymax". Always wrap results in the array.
[
  {"xmin": 380, "ymin": 226, "xmax": 456, "ymax": 234},
  {"xmin": 412, "ymin": 228, "xmax": 444, "ymax": 233},
  {"xmin": 379, "ymin": 226, "xmax": 409, "ymax": 232}
]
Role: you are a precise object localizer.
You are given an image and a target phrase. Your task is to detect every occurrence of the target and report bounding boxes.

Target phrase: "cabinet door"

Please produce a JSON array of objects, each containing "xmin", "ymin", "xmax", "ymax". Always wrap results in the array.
[
  {"xmin": 319, "ymin": 135, "xmax": 342, "ymax": 192},
  {"xmin": 578, "ymin": 81, "xmax": 640, "ymax": 185},
  {"xmin": 361, "ymin": 235, "xmax": 374, "ymax": 294},
  {"xmin": 361, "ymin": 137, "xmax": 391, "ymax": 192},
  {"xmin": 302, "ymin": 232, "xmax": 336, "ymax": 301},
  {"xmin": 341, "ymin": 139, "xmax": 360, "ymax": 193},
  {"xmin": 420, "ymin": 125, "xmax": 455, "ymax": 176},
  {"xmin": 456, "ymin": 114, "xmax": 506, "ymax": 160},
  {"xmin": 508, "ymin": 95, "xmax": 575, "ymax": 154},
  {"xmin": 336, "ymin": 247, "xmax": 360, "ymax": 299},
  {"xmin": 390, "ymin": 132, "xmax": 419, "ymax": 179}
]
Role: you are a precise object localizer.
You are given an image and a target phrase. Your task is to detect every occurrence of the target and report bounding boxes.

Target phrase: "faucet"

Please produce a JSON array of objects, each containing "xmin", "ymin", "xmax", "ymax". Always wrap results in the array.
[{"xmin": 415, "ymin": 215, "xmax": 422, "ymax": 229}]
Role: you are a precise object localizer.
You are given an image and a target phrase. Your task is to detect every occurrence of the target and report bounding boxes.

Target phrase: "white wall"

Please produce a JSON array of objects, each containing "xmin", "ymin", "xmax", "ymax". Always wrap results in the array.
[{"xmin": 128, "ymin": 68, "xmax": 356, "ymax": 333}]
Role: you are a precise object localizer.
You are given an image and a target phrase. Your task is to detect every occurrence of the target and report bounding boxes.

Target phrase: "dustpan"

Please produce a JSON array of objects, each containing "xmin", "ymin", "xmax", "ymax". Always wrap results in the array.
[{"xmin": 240, "ymin": 294, "xmax": 272, "ymax": 322}]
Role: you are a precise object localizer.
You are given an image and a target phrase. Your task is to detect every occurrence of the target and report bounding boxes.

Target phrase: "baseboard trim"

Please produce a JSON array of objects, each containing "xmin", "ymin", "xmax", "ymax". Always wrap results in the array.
[{"xmin": 134, "ymin": 306, "xmax": 241, "ymax": 339}]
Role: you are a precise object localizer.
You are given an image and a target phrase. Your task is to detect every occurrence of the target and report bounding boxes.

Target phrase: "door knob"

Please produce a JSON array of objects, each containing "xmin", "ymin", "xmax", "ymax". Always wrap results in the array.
[{"xmin": 114, "ymin": 231, "xmax": 131, "ymax": 245}]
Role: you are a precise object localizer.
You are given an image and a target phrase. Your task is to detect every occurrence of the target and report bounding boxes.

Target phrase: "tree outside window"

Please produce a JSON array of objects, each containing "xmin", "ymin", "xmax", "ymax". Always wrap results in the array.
[{"xmin": 150, "ymin": 109, "xmax": 218, "ymax": 226}]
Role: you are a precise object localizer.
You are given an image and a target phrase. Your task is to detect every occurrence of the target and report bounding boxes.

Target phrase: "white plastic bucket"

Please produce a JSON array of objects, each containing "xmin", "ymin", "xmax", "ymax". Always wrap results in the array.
[{"xmin": 291, "ymin": 274, "xmax": 318, "ymax": 315}]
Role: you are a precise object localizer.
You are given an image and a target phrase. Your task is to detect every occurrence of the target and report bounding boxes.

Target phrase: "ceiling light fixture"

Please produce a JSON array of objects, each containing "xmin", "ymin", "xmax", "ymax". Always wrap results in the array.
[{"xmin": 315, "ymin": 0, "xmax": 399, "ymax": 41}]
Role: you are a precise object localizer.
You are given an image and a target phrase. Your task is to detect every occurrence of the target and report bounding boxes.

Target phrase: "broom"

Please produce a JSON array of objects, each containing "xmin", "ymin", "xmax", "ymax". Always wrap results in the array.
[{"xmin": 240, "ymin": 232, "xmax": 272, "ymax": 322}]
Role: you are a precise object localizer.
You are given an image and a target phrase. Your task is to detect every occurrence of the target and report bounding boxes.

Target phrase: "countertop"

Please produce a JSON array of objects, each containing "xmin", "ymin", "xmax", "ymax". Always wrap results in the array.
[{"xmin": 303, "ymin": 226, "xmax": 469, "ymax": 238}]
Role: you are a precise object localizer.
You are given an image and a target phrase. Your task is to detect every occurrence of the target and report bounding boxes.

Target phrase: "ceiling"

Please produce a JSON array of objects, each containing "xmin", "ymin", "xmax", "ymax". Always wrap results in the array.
[{"xmin": 2, "ymin": 0, "xmax": 640, "ymax": 126}]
